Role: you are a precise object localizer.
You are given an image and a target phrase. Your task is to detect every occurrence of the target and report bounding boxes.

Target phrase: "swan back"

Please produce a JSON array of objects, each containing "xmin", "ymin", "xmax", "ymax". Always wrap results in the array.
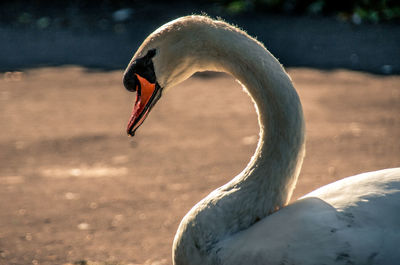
[{"xmin": 217, "ymin": 168, "xmax": 400, "ymax": 265}]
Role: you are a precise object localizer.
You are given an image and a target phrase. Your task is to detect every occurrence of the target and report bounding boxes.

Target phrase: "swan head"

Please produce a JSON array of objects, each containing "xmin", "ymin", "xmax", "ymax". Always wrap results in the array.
[{"xmin": 123, "ymin": 16, "xmax": 222, "ymax": 136}]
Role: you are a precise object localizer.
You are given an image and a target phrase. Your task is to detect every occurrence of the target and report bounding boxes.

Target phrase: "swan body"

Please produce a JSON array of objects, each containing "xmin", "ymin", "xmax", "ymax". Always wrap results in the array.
[
  {"xmin": 122, "ymin": 15, "xmax": 400, "ymax": 265},
  {"xmin": 218, "ymin": 168, "xmax": 400, "ymax": 265}
]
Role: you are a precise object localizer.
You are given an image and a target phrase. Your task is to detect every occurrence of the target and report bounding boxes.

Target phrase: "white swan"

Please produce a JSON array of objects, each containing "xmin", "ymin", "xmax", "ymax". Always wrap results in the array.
[{"xmin": 122, "ymin": 15, "xmax": 400, "ymax": 265}]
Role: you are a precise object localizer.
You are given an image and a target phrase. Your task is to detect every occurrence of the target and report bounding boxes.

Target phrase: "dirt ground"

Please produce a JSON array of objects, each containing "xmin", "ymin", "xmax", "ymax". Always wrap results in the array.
[{"xmin": 0, "ymin": 67, "xmax": 399, "ymax": 265}]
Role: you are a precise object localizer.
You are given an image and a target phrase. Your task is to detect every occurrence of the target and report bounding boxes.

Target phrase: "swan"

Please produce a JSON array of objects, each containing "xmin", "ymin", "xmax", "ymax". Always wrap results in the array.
[{"xmin": 122, "ymin": 15, "xmax": 400, "ymax": 265}]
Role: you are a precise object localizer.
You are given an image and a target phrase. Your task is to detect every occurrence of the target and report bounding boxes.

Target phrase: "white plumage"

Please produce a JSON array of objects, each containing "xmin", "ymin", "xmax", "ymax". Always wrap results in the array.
[
  {"xmin": 125, "ymin": 15, "xmax": 400, "ymax": 265},
  {"xmin": 218, "ymin": 168, "xmax": 400, "ymax": 265}
]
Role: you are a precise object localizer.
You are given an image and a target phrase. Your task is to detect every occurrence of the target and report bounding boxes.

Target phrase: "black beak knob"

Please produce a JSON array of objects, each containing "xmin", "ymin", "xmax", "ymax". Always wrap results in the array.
[{"xmin": 123, "ymin": 71, "xmax": 138, "ymax": 92}]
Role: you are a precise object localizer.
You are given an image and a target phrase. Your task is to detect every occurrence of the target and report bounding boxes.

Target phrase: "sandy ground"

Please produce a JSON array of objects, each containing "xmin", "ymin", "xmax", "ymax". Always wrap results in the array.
[{"xmin": 0, "ymin": 67, "xmax": 399, "ymax": 265}]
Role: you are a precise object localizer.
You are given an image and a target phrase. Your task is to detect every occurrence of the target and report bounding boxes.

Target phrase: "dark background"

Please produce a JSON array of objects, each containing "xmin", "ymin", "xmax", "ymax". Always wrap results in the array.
[{"xmin": 0, "ymin": 0, "xmax": 399, "ymax": 74}]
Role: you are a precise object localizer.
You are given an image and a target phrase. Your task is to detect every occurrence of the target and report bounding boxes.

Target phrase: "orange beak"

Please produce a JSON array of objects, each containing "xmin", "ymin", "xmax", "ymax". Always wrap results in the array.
[{"xmin": 127, "ymin": 74, "xmax": 162, "ymax": 136}]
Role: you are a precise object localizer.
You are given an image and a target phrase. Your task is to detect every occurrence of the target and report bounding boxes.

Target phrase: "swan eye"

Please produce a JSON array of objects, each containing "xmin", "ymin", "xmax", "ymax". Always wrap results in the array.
[{"xmin": 146, "ymin": 49, "xmax": 156, "ymax": 59}]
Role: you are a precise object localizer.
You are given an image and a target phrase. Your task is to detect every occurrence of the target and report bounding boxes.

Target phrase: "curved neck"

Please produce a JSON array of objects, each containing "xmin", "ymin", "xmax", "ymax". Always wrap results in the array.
[
  {"xmin": 216, "ymin": 32, "xmax": 305, "ymax": 206},
  {"xmin": 165, "ymin": 17, "xmax": 305, "ymax": 265},
  {"xmin": 183, "ymin": 20, "xmax": 306, "ymax": 207}
]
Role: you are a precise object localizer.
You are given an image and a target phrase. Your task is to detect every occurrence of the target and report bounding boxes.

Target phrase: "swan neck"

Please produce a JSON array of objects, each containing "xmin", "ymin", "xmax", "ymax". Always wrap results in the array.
[
  {"xmin": 170, "ymin": 17, "xmax": 305, "ymax": 265},
  {"xmin": 209, "ymin": 28, "xmax": 305, "ymax": 206}
]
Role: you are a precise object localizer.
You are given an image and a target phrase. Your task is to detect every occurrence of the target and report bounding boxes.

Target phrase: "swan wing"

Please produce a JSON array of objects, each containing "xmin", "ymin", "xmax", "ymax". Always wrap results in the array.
[{"xmin": 216, "ymin": 168, "xmax": 400, "ymax": 265}]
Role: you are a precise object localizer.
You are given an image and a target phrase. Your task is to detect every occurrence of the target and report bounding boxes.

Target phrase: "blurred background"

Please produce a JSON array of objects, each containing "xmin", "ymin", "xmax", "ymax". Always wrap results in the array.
[
  {"xmin": 0, "ymin": 1, "xmax": 399, "ymax": 265},
  {"xmin": 1, "ymin": 0, "xmax": 399, "ymax": 73}
]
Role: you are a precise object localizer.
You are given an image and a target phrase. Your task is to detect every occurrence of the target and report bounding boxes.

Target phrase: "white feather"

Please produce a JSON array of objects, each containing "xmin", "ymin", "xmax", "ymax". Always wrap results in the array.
[{"xmin": 127, "ymin": 15, "xmax": 400, "ymax": 265}]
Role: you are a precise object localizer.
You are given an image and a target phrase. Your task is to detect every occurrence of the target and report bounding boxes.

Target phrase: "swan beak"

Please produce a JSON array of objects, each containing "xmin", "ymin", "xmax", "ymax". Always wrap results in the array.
[{"xmin": 127, "ymin": 74, "xmax": 162, "ymax": 136}]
